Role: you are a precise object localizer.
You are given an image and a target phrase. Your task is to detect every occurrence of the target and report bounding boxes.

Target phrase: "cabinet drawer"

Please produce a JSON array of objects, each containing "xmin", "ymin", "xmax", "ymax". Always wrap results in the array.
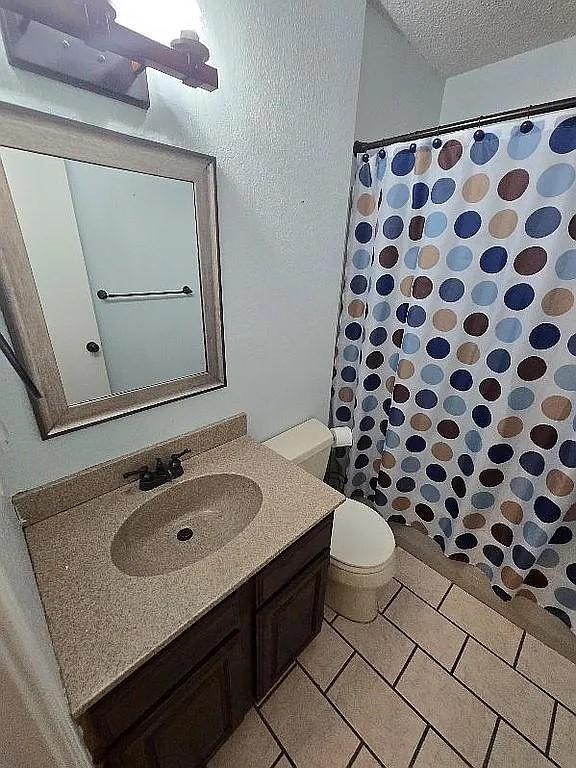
[
  {"xmin": 255, "ymin": 514, "xmax": 333, "ymax": 607},
  {"xmin": 81, "ymin": 588, "xmax": 245, "ymax": 760}
]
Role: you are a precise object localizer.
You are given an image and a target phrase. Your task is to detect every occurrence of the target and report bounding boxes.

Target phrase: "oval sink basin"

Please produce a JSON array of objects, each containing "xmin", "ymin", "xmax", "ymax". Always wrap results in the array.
[{"xmin": 111, "ymin": 474, "xmax": 263, "ymax": 577}]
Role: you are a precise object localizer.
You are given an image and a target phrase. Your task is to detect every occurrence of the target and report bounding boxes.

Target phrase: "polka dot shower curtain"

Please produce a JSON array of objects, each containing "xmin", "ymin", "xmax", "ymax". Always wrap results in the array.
[{"xmin": 331, "ymin": 111, "xmax": 576, "ymax": 630}]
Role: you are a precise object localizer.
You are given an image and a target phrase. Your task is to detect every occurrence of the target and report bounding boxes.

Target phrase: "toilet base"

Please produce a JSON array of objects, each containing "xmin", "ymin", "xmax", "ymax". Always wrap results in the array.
[{"xmin": 325, "ymin": 552, "xmax": 396, "ymax": 623}]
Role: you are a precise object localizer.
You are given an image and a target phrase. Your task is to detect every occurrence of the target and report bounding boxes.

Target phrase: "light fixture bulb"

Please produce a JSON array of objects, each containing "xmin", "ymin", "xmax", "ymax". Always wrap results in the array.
[{"xmin": 113, "ymin": 0, "xmax": 203, "ymax": 45}]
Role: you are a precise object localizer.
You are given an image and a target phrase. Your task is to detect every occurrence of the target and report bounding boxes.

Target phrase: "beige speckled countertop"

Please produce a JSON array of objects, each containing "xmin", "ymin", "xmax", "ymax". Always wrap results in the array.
[{"xmin": 25, "ymin": 435, "xmax": 343, "ymax": 717}]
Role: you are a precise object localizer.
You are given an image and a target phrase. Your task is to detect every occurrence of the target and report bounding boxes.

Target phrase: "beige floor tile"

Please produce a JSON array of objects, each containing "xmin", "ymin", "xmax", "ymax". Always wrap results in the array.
[
  {"xmin": 455, "ymin": 639, "xmax": 554, "ymax": 750},
  {"xmin": 413, "ymin": 730, "xmax": 468, "ymax": 768},
  {"xmin": 329, "ymin": 655, "xmax": 425, "ymax": 768},
  {"xmin": 299, "ymin": 621, "xmax": 353, "ymax": 690},
  {"xmin": 274, "ymin": 759, "xmax": 291, "ymax": 768},
  {"xmin": 324, "ymin": 604, "xmax": 336, "ymax": 622},
  {"xmin": 397, "ymin": 649, "xmax": 496, "ymax": 767},
  {"xmin": 550, "ymin": 705, "xmax": 576, "ymax": 768},
  {"xmin": 516, "ymin": 633, "xmax": 576, "ymax": 712},
  {"xmin": 333, "ymin": 613, "xmax": 414, "ymax": 683},
  {"xmin": 488, "ymin": 721, "xmax": 555, "ymax": 768},
  {"xmin": 351, "ymin": 746, "xmax": 381, "ymax": 767},
  {"xmin": 261, "ymin": 665, "xmax": 359, "ymax": 768},
  {"xmin": 395, "ymin": 547, "xmax": 450, "ymax": 607},
  {"xmin": 440, "ymin": 585, "xmax": 523, "ymax": 664},
  {"xmin": 378, "ymin": 578, "xmax": 402, "ymax": 611},
  {"xmin": 208, "ymin": 708, "xmax": 280, "ymax": 768},
  {"xmin": 386, "ymin": 588, "xmax": 466, "ymax": 669}
]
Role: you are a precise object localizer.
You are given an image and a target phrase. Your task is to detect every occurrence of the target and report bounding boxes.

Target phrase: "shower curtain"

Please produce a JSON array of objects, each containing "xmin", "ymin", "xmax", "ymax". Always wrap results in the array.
[{"xmin": 331, "ymin": 111, "xmax": 576, "ymax": 630}]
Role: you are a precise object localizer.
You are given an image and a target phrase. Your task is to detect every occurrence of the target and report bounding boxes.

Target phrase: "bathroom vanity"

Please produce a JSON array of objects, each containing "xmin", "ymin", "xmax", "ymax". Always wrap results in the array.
[{"xmin": 15, "ymin": 415, "xmax": 343, "ymax": 767}]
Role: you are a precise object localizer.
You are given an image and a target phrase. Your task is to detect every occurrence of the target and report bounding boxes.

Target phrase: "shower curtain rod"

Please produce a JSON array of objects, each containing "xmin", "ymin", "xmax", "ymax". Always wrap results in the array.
[{"xmin": 353, "ymin": 94, "xmax": 576, "ymax": 155}]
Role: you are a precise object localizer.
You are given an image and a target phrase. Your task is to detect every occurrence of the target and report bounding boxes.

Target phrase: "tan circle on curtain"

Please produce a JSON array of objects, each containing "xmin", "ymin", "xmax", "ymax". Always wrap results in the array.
[
  {"xmin": 498, "ymin": 416, "xmax": 524, "ymax": 437},
  {"xmin": 397, "ymin": 359, "xmax": 415, "ymax": 379},
  {"xmin": 338, "ymin": 387, "xmax": 354, "ymax": 402},
  {"xmin": 462, "ymin": 173, "xmax": 490, "ymax": 203},
  {"xmin": 414, "ymin": 147, "xmax": 432, "ymax": 175},
  {"xmin": 373, "ymin": 459, "xmax": 382, "ymax": 472},
  {"xmin": 547, "ymin": 469, "xmax": 574, "ymax": 496},
  {"xmin": 432, "ymin": 442, "xmax": 453, "ymax": 461},
  {"xmin": 542, "ymin": 288, "xmax": 574, "ymax": 316},
  {"xmin": 357, "ymin": 193, "xmax": 376, "ymax": 216},
  {"xmin": 419, "ymin": 245, "xmax": 440, "ymax": 269},
  {"xmin": 347, "ymin": 299, "xmax": 365, "ymax": 318},
  {"xmin": 542, "ymin": 395, "xmax": 572, "ymax": 421},
  {"xmin": 501, "ymin": 566, "xmax": 523, "ymax": 590},
  {"xmin": 463, "ymin": 513, "xmax": 486, "ymax": 529},
  {"xmin": 564, "ymin": 503, "xmax": 576, "ymax": 522},
  {"xmin": 517, "ymin": 589, "xmax": 537, "ymax": 603},
  {"xmin": 501, "ymin": 500, "xmax": 523, "ymax": 524},
  {"xmin": 385, "ymin": 375, "xmax": 396, "ymax": 393},
  {"xmin": 489, "ymin": 209, "xmax": 518, "ymax": 238},
  {"xmin": 457, "ymin": 342, "xmax": 480, "ymax": 364},
  {"xmin": 433, "ymin": 308, "xmax": 457, "ymax": 331},
  {"xmin": 411, "ymin": 413, "xmax": 432, "ymax": 431},
  {"xmin": 400, "ymin": 276, "xmax": 414, "ymax": 297},
  {"xmin": 381, "ymin": 451, "xmax": 396, "ymax": 469},
  {"xmin": 392, "ymin": 496, "xmax": 411, "ymax": 510},
  {"xmin": 411, "ymin": 521, "xmax": 429, "ymax": 535}
]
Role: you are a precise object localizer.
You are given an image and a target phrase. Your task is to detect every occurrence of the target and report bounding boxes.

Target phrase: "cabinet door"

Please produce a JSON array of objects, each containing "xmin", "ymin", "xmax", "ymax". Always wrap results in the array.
[
  {"xmin": 256, "ymin": 551, "xmax": 329, "ymax": 699},
  {"xmin": 106, "ymin": 633, "xmax": 244, "ymax": 768}
]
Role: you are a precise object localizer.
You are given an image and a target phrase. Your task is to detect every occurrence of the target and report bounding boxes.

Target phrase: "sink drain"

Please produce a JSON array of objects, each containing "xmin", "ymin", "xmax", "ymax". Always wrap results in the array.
[{"xmin": 176, "ymin": 527, "xmax": 194, "ymax": 542}]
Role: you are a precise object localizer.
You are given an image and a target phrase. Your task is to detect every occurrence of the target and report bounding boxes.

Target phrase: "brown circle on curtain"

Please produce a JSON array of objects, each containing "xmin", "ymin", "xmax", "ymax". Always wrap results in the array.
[
  {"xmin": 381, "ymin": 451, "xmax": 396, "ymax": 469},
  {"xmin": 498, "ymin": 416, "xmax": 524, "ymax": 437},
  {"xmin": 338, "ymin": 387, "xmax": 354, "ymax": 402},
  {"xmin": 479, "ymin": 468, "xmax": 504, "ymax": 487},
  {"xmin": 542, "ymin": 288, "xmax": 574, "ymax": 316},
  {"xmin": 393, "ymin": 384, "xmax": 410, "ymax": 403},
  {"xmin": 432, "ymin": 442, "xmax": 453, "ymax": 461},
  {"xmin": 379, "ymin": 245, "xmax": 399, "ymax": 267},
  {"xmin": 547, "ymin": 469, "xmax": 574, "ymax": 497},
  {"xmin": 438, "ymin": 139, "xmax": 463, "ymax": 170},
  {"xmin": 525, "ymin": 569, "xmax": 548, "ymax": 589},
  {"xmin": 438, "ymin": 419, "xmax": 459, "ymax": 439},
  {"xmin": 517, "ymin": 588, "xmax": 537, "ymax": 602},
  {"xmin": 514, "ymin": 246, "xmax": 547, "ymax": 275},
  {"xmin": 463, "ymin": 513, "xmax": 486, "ymax": 529},
  {"xmin": 542, "ymin": 395, "xmax": 572, "ymax": 421},
  {"xmin": 530, "ymin": 424, "xmax": 558, "ymax": 450},
  {"xmin": 564, "ymin": 503, "xmax": 576, "ymax": 522},
  {"xmin": 569, "ymin": 213, "xmax": 576, "ymax": 241},
  {"xmin": 463, "ymin": 312, "xmax": 489, "ymax": 336},
  {"xmin": 347, "ymin": 299, "xmax": 365, "ymax": 318},
  {"xmin": 497, "ymin": 168, "xmax": 529, "ymax": 201},
  {"xmin": 409, "ymin": 215, "xmax": 425, "ymax": 241},
  {"xmin": 479, "ymin": 378, "xmax": 501, "ymax": 401},
  {"xmin": 491, "ymin": 523, "xmax": 513, "ymax": 546},
  {"xmin": 501, "ymin": 500, "xmax": 523, "ymax": 524},
  {"xmin": 411, "ymin": 413, "xmax": 432, "ymax": 431},
  {"xmin": 392, "ymin": 496, "xmax": 411, "ymax": 510},
  {"xmin": 411, "ymin": 521, "xmax": 429, "ymax": 535},
  {"xmin": 412, "ymin": 276, "xmax": 433, "ymax": 299},
  {"xmin": 366, "ymin": 351, "xmax": 384, "ymax": 369},
  {"xmin": 385, "ymin": 375, "xmax": 395, "ymax": 393},
  {"xmin": 517, "ymin": 356, "xmax": 547, "ymax": 381},
  {"xmin": 392, "ymin": 329, "xmax": 404, "ymax": 348},
  {"xmin": 457, "ymin": 342, "xmax": 480, "ymax": 364},
  {"xmin": 501, "ymin": 566, "xmax": 524, "ymax": 590}
]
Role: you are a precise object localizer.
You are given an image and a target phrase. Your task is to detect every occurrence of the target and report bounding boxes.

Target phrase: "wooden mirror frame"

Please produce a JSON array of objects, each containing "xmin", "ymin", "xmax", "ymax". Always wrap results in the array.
[{"xmin": 0, "ymin": 101, "xmax": 225, "ymax": 439}]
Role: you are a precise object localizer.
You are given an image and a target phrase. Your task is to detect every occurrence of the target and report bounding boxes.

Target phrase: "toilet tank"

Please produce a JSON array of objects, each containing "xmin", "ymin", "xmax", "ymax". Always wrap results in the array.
[{"xmin": 263, "ymin": 419, "xmax": 334, "ymax": 479}]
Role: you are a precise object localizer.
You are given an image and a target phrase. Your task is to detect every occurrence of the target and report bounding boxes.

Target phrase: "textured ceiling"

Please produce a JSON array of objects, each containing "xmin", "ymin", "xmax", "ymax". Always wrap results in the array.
[{"xmin": 375, "ymin": 0, "xmax": 576, "ymax": 75}]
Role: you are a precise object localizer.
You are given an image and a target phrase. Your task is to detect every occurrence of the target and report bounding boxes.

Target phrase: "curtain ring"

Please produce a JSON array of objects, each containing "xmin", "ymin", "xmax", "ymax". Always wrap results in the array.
[
  {"xmin": 378, "ymin": 148, "xmax": 386, "ymax": 158},
  {"xmin": 474, "ymin": 129, "xmax": 485, "ymax": 141},
  {"xmin": 432, "ymin": 137, "xmax": 442, "ymax": 149},
  {"xmin": 409, "ymin": 143, "xmax": 417, "ymax": 153},
  {"xmin": 362, "ymin": 153, "xmax": 370, "ymax": 162},
  {"xmin": 520, "ymin": 119, "xmax": 534, "ymax": 133}
]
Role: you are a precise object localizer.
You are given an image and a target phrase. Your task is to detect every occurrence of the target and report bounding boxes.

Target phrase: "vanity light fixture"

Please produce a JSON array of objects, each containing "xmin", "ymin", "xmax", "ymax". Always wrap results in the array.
[{"xmin": 0, "ymin": 0, "xmax": 218, "ymax": 109}]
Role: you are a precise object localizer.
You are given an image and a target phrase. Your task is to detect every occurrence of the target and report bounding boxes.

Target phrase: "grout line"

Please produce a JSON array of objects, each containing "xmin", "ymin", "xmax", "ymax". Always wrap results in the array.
[
  {"xmin": 256, "ymin": 708, "xmax": 297, "ymax": 768},
  {"xmin": 256, "ymin": 662, "xmax": 296, "ymax": 708},
  {"xmin": 482, "ymin": 717, "xmax": 501, "ymax": 768},
  {"xmin": 546, "ymin": 700, "xmax": 558, "ymax": 756},
  {"xmin": 270, "ymin": 753, "xmax": 286, "ymax": 768},
  {"xmin": 324, "ymin": 650, "xmax": 356, "ymax": 696},
  {"xmin": 393, "ymin": 644, "xmax": 418, "ymax": 689},
  {"xmin": 378, "ymin": 581, "xmax": 403, "ymax": 614},
  {"xmin": 408, "ymin": 724, "xmax": 429, "ymax": 768},
  {"xmin": 513, "ymin": 630, "xmax": 526, "ymax": 668},
  {"xmin": 437, "ymin": 582, "xmax": 453, "ymax": 611},
  {"xmin": 451, "ymin": 634, "xmax": 469, "ymax": 675},
  {"xmin": 345, "ymin": 741, "xmax": 364, "ymax": 768}
]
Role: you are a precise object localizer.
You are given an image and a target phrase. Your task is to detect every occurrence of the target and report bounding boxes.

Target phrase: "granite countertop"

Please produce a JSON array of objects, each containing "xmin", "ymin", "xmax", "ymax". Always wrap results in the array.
[{"xmin": 25, "ymin": 435, "xmax": 343, "ymax": 717}]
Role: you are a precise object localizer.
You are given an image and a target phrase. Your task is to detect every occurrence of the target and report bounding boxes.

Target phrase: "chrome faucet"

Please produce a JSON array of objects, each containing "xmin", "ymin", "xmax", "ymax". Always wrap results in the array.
[{"xmin": 123, "ymin": 449, "xmax": 191, "ymax": 491}]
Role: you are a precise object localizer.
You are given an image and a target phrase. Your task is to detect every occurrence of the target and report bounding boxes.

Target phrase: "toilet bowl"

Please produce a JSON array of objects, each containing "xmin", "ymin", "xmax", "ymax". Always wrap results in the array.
[{"xmin": 264, "ymin": 419, "xmax": 396, "ymax": 623}]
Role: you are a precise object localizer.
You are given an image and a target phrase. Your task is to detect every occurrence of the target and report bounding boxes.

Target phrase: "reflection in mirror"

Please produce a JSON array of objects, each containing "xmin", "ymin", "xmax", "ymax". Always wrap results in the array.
[{"xmin": 1, "ymin": 147, "xmax": 206, "ymax": 404}]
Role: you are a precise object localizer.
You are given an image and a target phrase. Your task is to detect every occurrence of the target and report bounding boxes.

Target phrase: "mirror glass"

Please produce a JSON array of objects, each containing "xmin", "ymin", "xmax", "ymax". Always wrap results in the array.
[{"xmin": 1, "ymin": 146, "xmax": 206, "ymax": 404}]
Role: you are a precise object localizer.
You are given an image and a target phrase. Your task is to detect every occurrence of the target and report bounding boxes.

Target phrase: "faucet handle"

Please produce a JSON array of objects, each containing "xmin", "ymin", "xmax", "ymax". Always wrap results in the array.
[
  {"xmin": 123, "ymin": 465, "xmax": 149, "ymax": 479},
  {"xmin": 171, "ymin": 448, "xmax": 191, "ymax": 460}
]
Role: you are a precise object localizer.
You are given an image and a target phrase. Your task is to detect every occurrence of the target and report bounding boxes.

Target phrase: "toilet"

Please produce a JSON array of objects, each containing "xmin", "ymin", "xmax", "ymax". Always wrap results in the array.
[{"xmin": 264, "ymin": 419, "xmax": 396, "ymax": 622}]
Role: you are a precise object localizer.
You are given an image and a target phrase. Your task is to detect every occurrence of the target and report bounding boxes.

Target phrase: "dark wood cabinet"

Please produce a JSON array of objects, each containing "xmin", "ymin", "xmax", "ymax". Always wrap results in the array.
[{"xmin": 82, "ymin": 515, "xmax": 333, "ymax": 768}]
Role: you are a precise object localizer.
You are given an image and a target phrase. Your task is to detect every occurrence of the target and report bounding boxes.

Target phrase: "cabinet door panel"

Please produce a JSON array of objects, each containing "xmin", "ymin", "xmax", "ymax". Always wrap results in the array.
[{"xmin": 256, "ymin": 551, "xmax": 329, "ymax": 699}]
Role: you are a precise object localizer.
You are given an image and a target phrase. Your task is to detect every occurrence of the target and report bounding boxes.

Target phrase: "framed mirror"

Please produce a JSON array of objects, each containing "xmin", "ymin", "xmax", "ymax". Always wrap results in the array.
[{"xmin": 0, "ymin": 102, "xmax": 225, "ymax": 439}]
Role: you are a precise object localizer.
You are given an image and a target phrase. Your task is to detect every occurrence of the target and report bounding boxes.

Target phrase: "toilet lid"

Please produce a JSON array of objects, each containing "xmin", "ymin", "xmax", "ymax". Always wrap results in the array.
[{"xmin": 331, "ymin": 499, "xmax": 395, "ymax": 569}]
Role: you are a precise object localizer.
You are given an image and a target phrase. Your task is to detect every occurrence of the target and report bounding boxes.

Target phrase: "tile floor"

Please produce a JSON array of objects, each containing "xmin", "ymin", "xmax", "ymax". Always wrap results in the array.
[{"xmin": 209, "ymin": 547, "xmax": 576, "ymax": 768}]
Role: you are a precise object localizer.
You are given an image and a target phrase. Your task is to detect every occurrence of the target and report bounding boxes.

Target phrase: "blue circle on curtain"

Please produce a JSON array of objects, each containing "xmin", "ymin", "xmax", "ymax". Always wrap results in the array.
[
  {"xmin": 508, "ymin": 123, "xmax": 541, "ymax": 159},
  {"xmin": 376, "ymin": 439, "xmax": 386, "ymax": 453},
  {"xmin": 472, "ymin": 281, "xmax": 498, "ymax": 306},
  {"xmin": 445, "ymin": 497, "xmax": 460, "ymax": 518},
  {"xmin": 343, "ymin": 345, "xmax": 359, "ymax": 362},
  {"xmin": 397, "ymin": 477, "xmax": 415, "ymax": 492},
  {"xmin": 559, "ymin": 440, "xmax": 576, "ymax": 467},
  {"xmin": 555, "ymin": 365, "xmax": 576, "ymax": 391},
  {"xmin": 534, "ymin": 496, "xmax": 561, "ymax": 523},
  {"xmin": 508, "ymin": 387, "xmax": 535, "ymax": 410},
  {"xmin": 387, "ymin": 183, "xmax": 410, "ymax": 208},
  {"xmin": 335, "ymin": 406, "xmax": 352, "ymax": 422},
  {"xmin": 480, "ymin": 246, "xmax": 508, "ymax": 273},
  {"xmin": 376, "ymin": 152, "xmax": 387, "ymax": 179},
  {"xmin": 341, "ymin": 366, "xmax": 356, "ymax": 382},
  {"xmin": 470, "ymin": 133, "xmax": 499, "ymax": 164},
  {"xmin": 520, "ymin": 451, "xmax": 545, "ymax": 476},
  {"xmin": 439, "ymin": 278, "xmax": 465, "ymax": 301},
  {"xmin": 486, "ymin": 349, "xmax": 511, "ymax": 372},
  {"xmin": 406, "ymin": 435, "xmax": 426, "ymax": 452},
  {"xmin": 353, "ymin": 249, "xmax": 371, "ymax": 269},
  {"xmin": 416, "ymin": 389, "xmax": 438, "ymax": 408},
  {"xmin": 444, "ymin": 395, "xmax": 467, "ymax": 416},
  {"xmin": 345, "ymin": 322, "xmax": 362, "ymax": 340},
  {"xmin": 495, "ymin": 317, "xmax": 522, "ymax": 342},
  {"xmin": 412, "ymin": 182, "xmax": 429, "ymax": 209},
  {"xmin": 402, "ymin": 457, "xmax": 421, "ymax": 472},
  {"xmin": 549, "ymin": 116, "xmax": 576, "ymax": 154},
  {"xmin": 426, "ymin": 337, "xmax": 451, "ymax": 358},
  {"xmin": 386, "ymin": 430, "xmax": 401, "ymax": 448},
  {"xmin": 359, "ymin": 416, "xmax": 375, "ymax": 431},
  {"xmin": 556, "ymin": 250, "xmax": 576, "ymax": 280},
  {"xmin": 355, "ymin": 222, "xmax": 373, "ymax": 243},
  {"xmin": 569, "ymin": 333, "xmax": 576, "ymax": 356},
  {"xmin": 450, "ymin": 370, "xmax": 473, "ymax": 391},
  {"xmin": 504, "ymin": 283, "xmax": 535, "ymax": 310},
  {"xmin": 392, "ymin": 148, "xmax": 416, "ymax": 175},
  {"xmin": 404, "ymin": 246, "xmax": 419, "ymax": 268},
  {"xmin": 402, "ymin": 332, "xmax": 420, "ymax": 353},
  {"xmin": 471, "ymin": 492, "xmax": 495, "ymax": 509},
  {"xmin": 350, "ymin": 275, "xmax": 368, "ymax": 294},
  {"xmin": 351, "ymin": 472, "xmax": 367, "ymax": 487},
  {"xmin": 421, "ymin": 484, "xmax": 441, "ymax": 502},
  {"xmin": 447, "ymin": 245, "xmax": 473, "ymax": 271},
  {"xmin": 472, "ymin": 405, "xmax": 491, "ymax": 427},
  {"xmin": 458, "ymin": 454, "xmax": 474, "ymax": 476},
  {"xmin": 529, "ymin": 323, "xmax": 561, "ymax": 349},
  {"xmin": 425, "ymin": 212, "xmax": 448, "ymax": 237},
  {"xmin": 388, "ymin": 407, "xmax": 405, "ymax": 426},
  {"xmin": 373, "ymin": 301, "xmax": 390, "ymax": 321},
  {"xmin": 396, "ymin": 303, "xmax": 409, "ymax": 322},
  {"xmin": 363, "ymin": 373, "xmax": 380, "ymax": 391},
  {"xmin": 427, "ymin": 464, "xmax": 447, "ymax": 481},
  {"xmin": 389, "ymin": 352, "xmax": 400, "ymax": 371},
  {"xmin": 511, "ymin": 477, "xmax": 534, "ymax": 501},
  {"xmin": 407, "ymin": 305, "xmax": 427, "ymax": 327},
  {"xmin": 362, "ymin": 395, "xmax": 378, "ymax": 411},
  {"xmin": 454, "ymin": 211, "xmax": 482, "ymax": 238},
  {"xmin": 488, "ymin": 444, "xmax": 514, "ymax": 463},
  {"xmin": 421, "ymin": 363, "xmax": 444, "ymax": 384},
  {"xmin": 369, "ymin": 327, "xmax": 387, "ymax": 346},
  {"xmin": 376, "ymin": 274, "xmax": 395, "ymax": 295},
  {"xmin": 525, "ymin": 207, "xmax": 562, "ymax": 238},
  {"xmin": 358, "ymin": 162, "xmax": 372, "ymax": 187},
  {"xmin": 383, "ymin": 216, "xmax": 404, "ymax": 239},
  {"xmin": 537, "ymin": 163, "xmax": 576, "ymax": 197},
  {"xmin": 431, "ymin": 177, "xmax": 456, "ymax": 204},
  {"xmin": 465, "ymin": 430, "xmax": 482, "ymax": 452},
  {"xmin": 524, "ymin": 521, "xmax": 547, "ymax": 547}
]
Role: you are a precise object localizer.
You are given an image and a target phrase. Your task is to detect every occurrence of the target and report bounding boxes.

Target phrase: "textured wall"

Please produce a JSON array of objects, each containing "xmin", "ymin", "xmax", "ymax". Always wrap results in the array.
[{"xmin": 0, "ymin": 0, "xmax": 365, "ymax": 494}]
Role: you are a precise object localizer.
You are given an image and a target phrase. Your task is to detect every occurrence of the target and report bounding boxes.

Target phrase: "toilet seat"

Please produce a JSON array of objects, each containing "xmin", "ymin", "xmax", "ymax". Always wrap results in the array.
[{"xmin": 330, "ymin": 498, "xmax": 395, "ymax": 572}]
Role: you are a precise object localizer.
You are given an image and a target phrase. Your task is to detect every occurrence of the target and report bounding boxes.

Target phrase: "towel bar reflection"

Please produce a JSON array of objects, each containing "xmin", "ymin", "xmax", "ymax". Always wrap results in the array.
[{"xmin": 97, "ymin": 286, "xmax": 194, "ymax": 300}]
